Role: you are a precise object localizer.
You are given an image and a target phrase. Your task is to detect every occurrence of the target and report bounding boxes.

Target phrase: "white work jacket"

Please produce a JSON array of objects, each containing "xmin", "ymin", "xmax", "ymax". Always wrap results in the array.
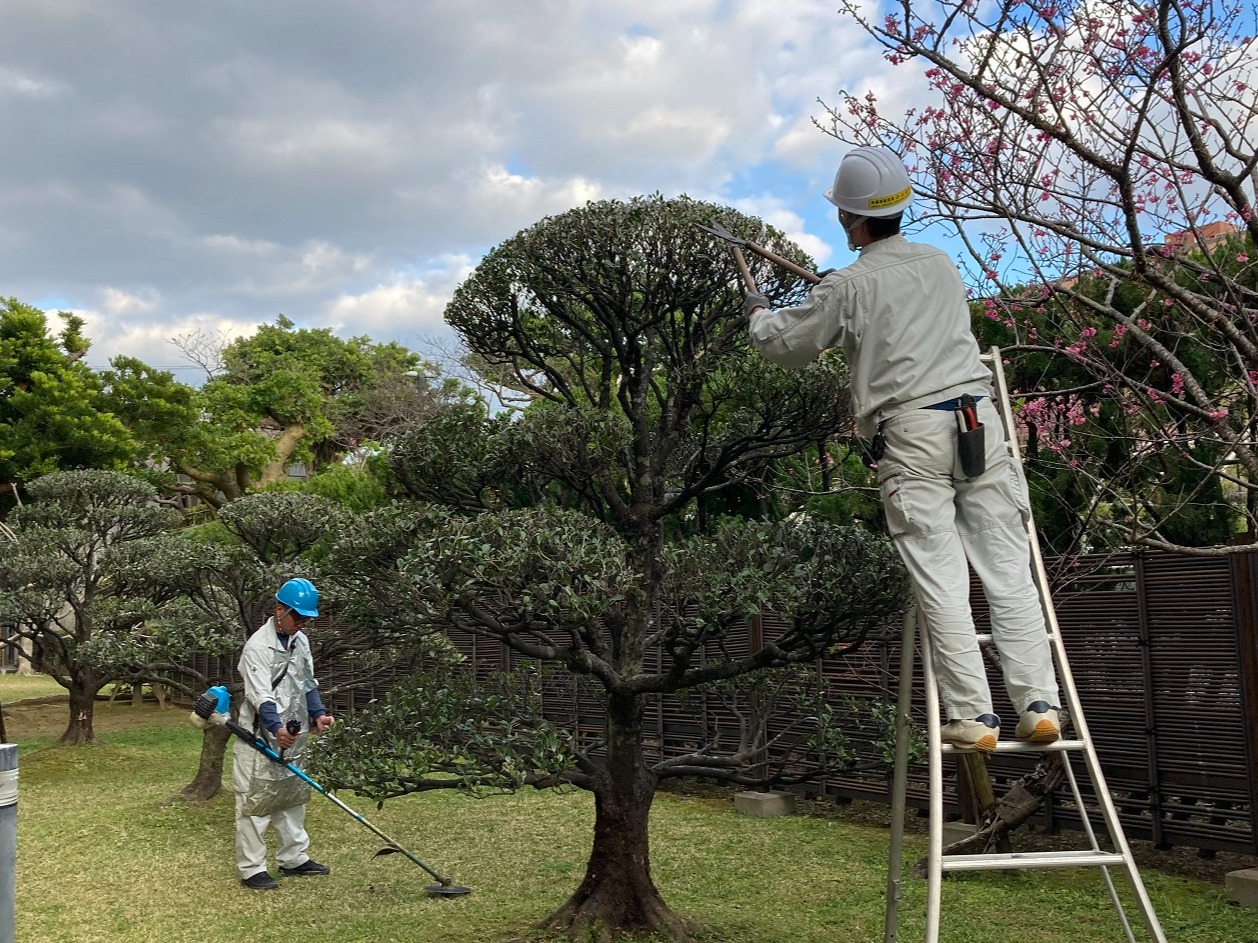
[
  {"xmin": 749, "ymin": 235, "xmax": 992, "ymax": 438},
  {"xmin": 232, "ymin": 618, "xmax": 318, "ymax": 806},
  {"xmin": 237, "ymin": 617, "xmax": 317, "ymax": 733}
]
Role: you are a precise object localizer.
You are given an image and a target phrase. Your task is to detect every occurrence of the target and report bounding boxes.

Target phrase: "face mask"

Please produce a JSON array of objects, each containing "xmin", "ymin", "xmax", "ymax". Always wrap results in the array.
[{"xmin": 839, "ymin": 210, "xmax": 861, "ymax": 252}]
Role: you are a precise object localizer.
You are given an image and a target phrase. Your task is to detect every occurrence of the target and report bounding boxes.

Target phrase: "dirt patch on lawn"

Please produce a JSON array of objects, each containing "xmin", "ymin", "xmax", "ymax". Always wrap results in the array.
[{"xmin": 0, "ymin": 695, "xmax": 187, "ymax": 742}]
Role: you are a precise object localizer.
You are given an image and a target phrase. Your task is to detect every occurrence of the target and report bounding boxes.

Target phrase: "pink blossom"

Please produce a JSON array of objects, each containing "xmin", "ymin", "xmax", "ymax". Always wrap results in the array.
[
  {"xmin": 1170, "ymin": 373, "xmax": 1184, "ymax": 394},
  {"xmin": 1238, "ymin": 253, "xmax": 1250, "ymax": 263}
]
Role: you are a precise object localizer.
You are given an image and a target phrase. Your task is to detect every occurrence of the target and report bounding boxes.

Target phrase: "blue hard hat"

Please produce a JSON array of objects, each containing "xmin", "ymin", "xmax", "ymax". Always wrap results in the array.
[{"xmin": 276, "ymin": 577, "xmax": 319, "ymax": 618}]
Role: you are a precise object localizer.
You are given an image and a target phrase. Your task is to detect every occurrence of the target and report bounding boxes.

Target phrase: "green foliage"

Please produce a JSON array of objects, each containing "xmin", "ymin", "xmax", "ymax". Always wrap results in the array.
[
  {"xmin": 0, "ymin": 470, "xmax": 189, "ymax": 738},
  {"xmin": 263, "ymin": 462, "xmax": 390, "ymax": 513},
  {"xmin": 216, "ymin": 489, "xmax": 347, "ymax": 566},
  {"xmin": 317, "ymin": 503, "xmax": 451, "ymax": 635},
  {"xmin": 0, "ymin": 299, "xmax": 136, "ymax": 491},
  {"xmin": 659, "ymin": 518, "xmax": 908, "ymax": 659},
  {"xmin": 321, "ymin": 195, "xmax": 909, "ymax": 935},
  {"xmin": 310, "ymin": 660, "xmax": 578, "ymax": 798},
  {"xmin": 405, "ymin": 196, "xmax": 855, "ymax": 532},
  {"xmin": 102, "ymin": 316, "xmax": 438, "ymax": 506},
  {"xmin": 396, "ymin": 506, "xmax": 636, "ymax": 632},
  {"xmin": 391, "ymin": 404, "xmax": 518, "ymax": 508}
]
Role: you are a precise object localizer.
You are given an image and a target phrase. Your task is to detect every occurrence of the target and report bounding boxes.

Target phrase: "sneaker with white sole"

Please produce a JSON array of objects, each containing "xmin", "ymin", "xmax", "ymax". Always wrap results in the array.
[
  {"xmin": 1015, "ymin": 701, "xmax": 1061, "ymax": 743},
  {"xmin": 939, "ymin": 713, "xmax": 1000, "ymax": 753}
]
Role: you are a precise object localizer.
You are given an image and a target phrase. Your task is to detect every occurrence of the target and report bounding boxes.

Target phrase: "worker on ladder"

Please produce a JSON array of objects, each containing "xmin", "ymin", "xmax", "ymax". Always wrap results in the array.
[{"xmin": 745, "ymin": 146, "xmax": 1061, "ymax": 752}]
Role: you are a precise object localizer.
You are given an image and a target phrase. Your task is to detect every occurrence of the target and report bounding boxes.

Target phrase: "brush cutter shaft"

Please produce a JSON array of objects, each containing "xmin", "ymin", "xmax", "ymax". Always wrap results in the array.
[{"xmin": 221, "ymin": 714, "xmax": 453, "ymax": 886}]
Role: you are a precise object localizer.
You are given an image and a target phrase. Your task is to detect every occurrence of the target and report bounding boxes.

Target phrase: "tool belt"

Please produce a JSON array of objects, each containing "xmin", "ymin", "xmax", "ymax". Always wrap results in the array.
[{"xmin": 924, "ymin": 394, "xmax": 986, "ymax": 479}]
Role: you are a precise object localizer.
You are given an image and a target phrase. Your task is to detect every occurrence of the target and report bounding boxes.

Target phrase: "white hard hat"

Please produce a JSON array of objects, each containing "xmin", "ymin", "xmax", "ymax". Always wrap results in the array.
[{"xmin": 823, "ymin": 147, "xmax": 914, "ymax": 218}]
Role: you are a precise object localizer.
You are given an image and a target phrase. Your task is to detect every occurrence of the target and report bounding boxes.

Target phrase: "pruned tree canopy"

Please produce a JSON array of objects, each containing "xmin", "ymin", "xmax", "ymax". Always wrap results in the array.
[{"xmin": 314, "ymin": 195, "xmax": 910, "ymax": 941}]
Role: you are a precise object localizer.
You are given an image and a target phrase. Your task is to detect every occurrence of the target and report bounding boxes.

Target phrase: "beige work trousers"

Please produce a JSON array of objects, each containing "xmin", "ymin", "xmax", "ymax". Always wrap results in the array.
[{"xmin": 877, "ymin": 397, "xmax": 1060, "ymax": 722}]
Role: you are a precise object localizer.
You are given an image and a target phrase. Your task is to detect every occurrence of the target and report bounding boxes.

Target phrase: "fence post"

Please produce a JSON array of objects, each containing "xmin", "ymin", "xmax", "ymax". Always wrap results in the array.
[
  {"xmin": 1230, "ymin": 552, "xmax": 1258, "ymax": 855},
  {"xmin": 0, "ymin": 743, "xmax": 15, "ymax": 943}
]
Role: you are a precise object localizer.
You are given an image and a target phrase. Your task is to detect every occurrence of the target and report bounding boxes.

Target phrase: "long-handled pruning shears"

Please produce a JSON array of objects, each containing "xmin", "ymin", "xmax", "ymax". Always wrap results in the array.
[{"xmin": 694, "ymin": 220, "xmax": 824, "ymax": 287}]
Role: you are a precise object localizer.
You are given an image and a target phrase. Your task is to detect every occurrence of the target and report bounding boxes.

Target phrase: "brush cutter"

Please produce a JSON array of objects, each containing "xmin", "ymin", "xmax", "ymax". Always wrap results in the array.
[
  {"xmin": 694, "ymin": 220, "xmax": 824, "ymax": 285},
  {"xmin": 190, "ymin": 686, "xmax": 472, "ymax": 897}
]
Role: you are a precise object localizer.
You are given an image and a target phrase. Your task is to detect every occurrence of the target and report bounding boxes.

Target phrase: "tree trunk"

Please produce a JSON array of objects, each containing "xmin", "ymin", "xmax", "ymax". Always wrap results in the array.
[
  {"xmin": 540, "ymin": 693, "xmax": 696, "ymax": 942},
  {"xmin": 180, "ymin": 723, "xmax": 231, "ymax": 802},
  {"xmin": 59, "ymin": 684, "xmax": 95, "ymax": 745}
]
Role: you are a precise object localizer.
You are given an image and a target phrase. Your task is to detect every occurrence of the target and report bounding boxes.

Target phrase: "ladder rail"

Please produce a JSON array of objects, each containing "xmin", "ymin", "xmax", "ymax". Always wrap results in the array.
[
  {"xmin": 884, "ymin": 610, "xmax": 917, "ymax": 943},
  {"xmin": 987, "ymin": 348, "xmax": 1166, "ymax": 943},
  {"xmin": 1060, "ymin": 747, "xmax": 1139, "ymax": 941}
]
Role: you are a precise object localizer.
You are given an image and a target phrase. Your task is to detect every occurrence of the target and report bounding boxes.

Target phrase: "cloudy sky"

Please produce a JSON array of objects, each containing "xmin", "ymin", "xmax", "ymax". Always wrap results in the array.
[{"xmin": 1, "ymin": 0, "xmax": 929, "ymax": 380}]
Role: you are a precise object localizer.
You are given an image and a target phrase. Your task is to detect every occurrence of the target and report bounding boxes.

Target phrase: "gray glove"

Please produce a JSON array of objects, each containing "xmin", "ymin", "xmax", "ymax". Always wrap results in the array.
[
  {"xmin": 816, "ymin": 268, "xmax": 836, "ymax": 278},
  {"xmin": 743, "ymin": 292, "xmax": 771, "ymax": 318}
]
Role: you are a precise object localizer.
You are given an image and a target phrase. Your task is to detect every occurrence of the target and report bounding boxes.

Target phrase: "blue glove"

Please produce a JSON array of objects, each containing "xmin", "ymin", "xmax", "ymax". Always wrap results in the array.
[{"xmin": 743, "ymin": 292, "xmax": 771, "ymax": 318}]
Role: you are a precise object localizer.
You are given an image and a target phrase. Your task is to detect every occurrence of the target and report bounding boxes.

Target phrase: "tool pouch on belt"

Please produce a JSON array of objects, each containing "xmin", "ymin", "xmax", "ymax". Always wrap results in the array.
[
  {"xmin": 955, "ymin": 394, "xmax": 986, "ymax": 480},
  {"xmin": 858, "ymin": 430, "xmax": 886, "ymax": 469}
]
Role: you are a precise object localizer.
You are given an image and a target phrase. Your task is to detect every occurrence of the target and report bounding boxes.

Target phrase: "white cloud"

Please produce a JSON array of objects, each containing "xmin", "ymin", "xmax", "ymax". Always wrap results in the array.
[
  {"xmin": 324, "ymin": 255, "xmax": 476, "ymax": 351},
  {"xmin": 0, "ymin": 0, "xmax": 927, "ymax": 365},
  {"xmin": 0, "ymin": 66, "xmax": 66, "ymax": 99},
  {"xmin": 77, "ymin": 307, "xmax": 259, "ymax": 377},
  {"xmin": 101, "ymin": 286, "xmax": 160, "ymax": 315},
  {"xmin": 733, "ymin": 196, "xmax": 839, "ymax": 268}
]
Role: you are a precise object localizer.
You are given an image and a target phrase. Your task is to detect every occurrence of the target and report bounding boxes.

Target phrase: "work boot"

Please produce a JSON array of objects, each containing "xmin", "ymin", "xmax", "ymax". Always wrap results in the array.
[
  {"xmin": 1016, "ymin": 701, "xmax": 1061, "ymax": 744},
  {"xmin": 939, "ymin": 714, "xmax": 1000, "ymax": 753},
  {"xmin": 241, "ymin": 871, "xmax": 279, "ymax": 890},
  {"xmin": 280, "ymin": 858, "xmax": 332, "ymax": 876}
]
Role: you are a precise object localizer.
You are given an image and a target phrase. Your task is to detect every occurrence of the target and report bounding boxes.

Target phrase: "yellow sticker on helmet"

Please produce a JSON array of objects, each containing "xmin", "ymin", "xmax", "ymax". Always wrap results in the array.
[{"xmin": 867, "ymin": 186, "xmax": 912, "ymax": 210}]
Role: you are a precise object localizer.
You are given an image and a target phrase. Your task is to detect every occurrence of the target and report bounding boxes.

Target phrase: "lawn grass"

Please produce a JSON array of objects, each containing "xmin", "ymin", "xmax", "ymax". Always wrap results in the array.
[
  {"xmin": 5, "ymin": 678, "xmax": 1257, "ymax": 943},
  {"xmin": 0, "ymin": 672, "xmax": 65, "ymax": 704}
]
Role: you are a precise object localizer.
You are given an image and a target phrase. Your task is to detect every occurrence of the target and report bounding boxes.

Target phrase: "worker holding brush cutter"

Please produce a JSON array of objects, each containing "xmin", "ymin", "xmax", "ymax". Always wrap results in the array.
[
  {"xmin": 741, "ymin": 147, "xmax": 1061, "ymax": 754},
  {"xmin": 233, "ymin": 577, "xmax": 337, "ymax": 890}
]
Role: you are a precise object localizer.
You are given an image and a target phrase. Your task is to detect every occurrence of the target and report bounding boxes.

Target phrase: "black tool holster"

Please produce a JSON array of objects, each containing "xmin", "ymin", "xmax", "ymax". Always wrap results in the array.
[
  {"xmin": 858, "ymin": 427, "xmax": 886, "ymax": 469},
  {"xmin": 955, "ymin": 394, "xmax": 986, "ymax": 480}
]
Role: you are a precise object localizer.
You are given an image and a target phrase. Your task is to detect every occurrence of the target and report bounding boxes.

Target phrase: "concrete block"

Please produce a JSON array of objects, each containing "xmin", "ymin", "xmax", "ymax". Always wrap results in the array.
[
  {"xmin": 1224, "ymin": 868, "xmax": 1258, "ymax": 909},
  {"xmin": 733, "ymin": 790, "xmax": 796, "ymax": 818},
  {"xmin": 942, "ymin": 821, "xmax": 976, "ymax": 848}
]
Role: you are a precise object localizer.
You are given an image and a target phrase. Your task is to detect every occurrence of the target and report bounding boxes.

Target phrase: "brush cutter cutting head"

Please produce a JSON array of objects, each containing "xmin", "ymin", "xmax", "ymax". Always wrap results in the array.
[{"xmin": 374, "ymin": 845, "xmax": 473, "ymax": 896}]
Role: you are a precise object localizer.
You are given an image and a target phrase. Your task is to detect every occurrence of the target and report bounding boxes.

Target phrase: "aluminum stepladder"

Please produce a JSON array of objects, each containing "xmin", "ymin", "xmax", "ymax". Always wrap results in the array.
[{"xmin": 883, "ymin": 348, "xmax": 1168, "ymax": 943}]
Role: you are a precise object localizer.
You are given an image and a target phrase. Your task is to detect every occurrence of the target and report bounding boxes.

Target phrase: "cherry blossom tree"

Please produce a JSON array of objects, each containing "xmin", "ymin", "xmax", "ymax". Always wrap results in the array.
[{"xmin": 823, "ymin": 0, "xmax": 1258, "ymax": 552}]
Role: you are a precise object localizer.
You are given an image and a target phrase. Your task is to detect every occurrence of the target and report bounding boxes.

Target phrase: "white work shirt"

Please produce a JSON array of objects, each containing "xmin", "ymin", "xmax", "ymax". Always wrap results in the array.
[
  {"xmin": 748, "ymin": 235, "xmax": 992, "ymax": 438},
  {"xmin": 236, "ymin": 617, "xmax": 317, "ymax": 734}
]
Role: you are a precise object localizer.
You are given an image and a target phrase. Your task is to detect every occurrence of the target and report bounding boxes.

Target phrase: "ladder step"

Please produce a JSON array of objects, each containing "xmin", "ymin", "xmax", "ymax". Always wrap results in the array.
[
  {"xmin": 940, "ymin": 850, "xmax": 1127, "ymax": 872},
  {"xmin": 941, "ymin": 739, "xmax": 1086, "ymax": 754}
]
